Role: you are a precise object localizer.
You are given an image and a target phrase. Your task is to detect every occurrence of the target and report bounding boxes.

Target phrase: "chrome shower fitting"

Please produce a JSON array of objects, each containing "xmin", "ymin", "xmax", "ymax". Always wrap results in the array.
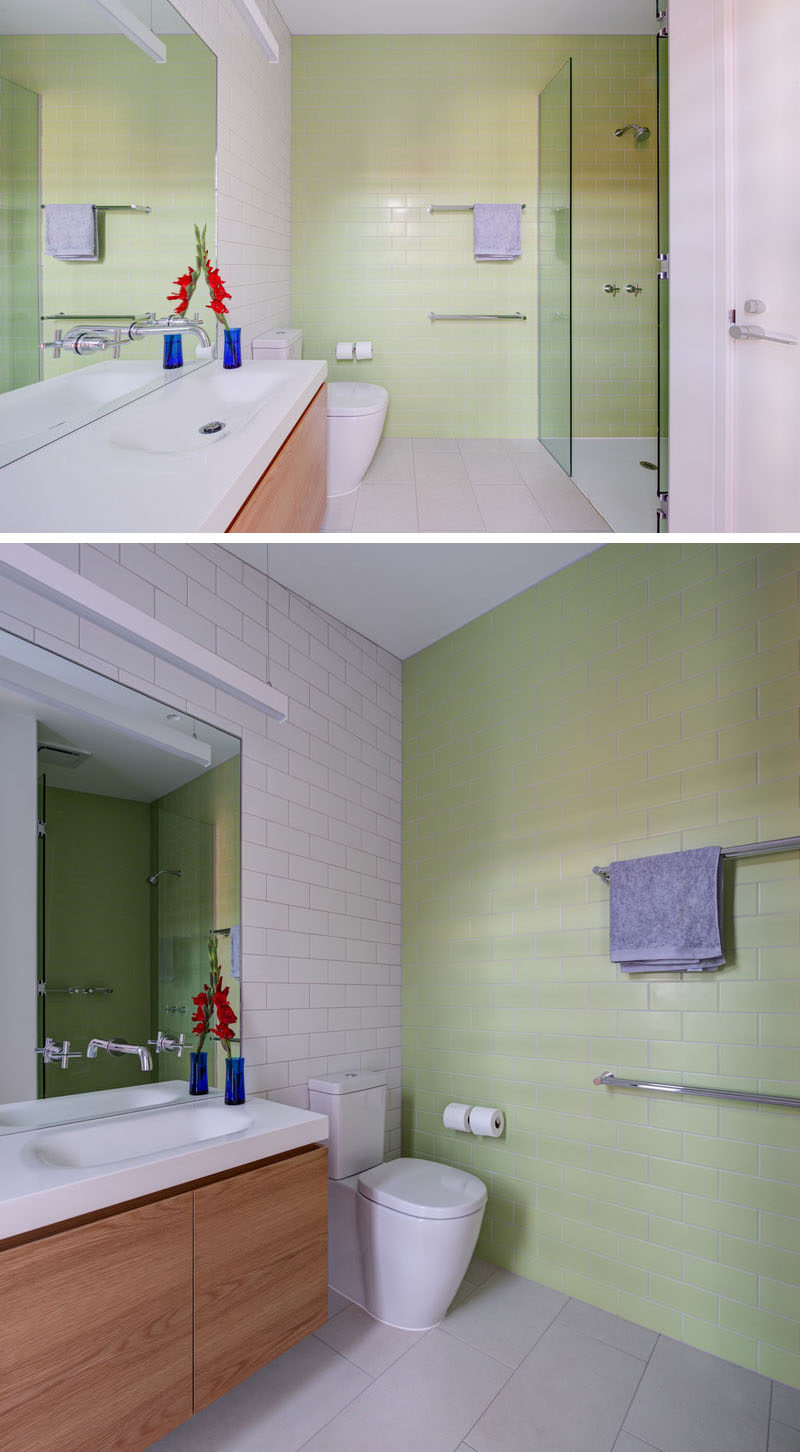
[
  {"xmin": 147, "ymin": 868, "xmax": 182, "ymax": 885},
  {"xmin": 615, "ymin": 123, "xmax": 651, "ymax": 143},
  {"xmin": 626, "ymin": 284, "xmax": 643, "ymax": 296},
  {"xmin": 86, "ymin": 1038, "xmax": 153, "ymax": 1072},
  {"xmin": 604, "ymin": 284, "xmax": 620, "ymax": 296}
]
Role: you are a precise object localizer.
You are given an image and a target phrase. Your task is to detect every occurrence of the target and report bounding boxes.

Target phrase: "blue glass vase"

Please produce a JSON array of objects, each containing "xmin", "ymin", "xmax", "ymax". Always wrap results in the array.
[
  {"xmin": 224, "ymin": 1056, "xmax": 245, "ymax": 1105},
  {"xmin": 189, "ymin": 1050, "xmax": 208, "ymax": 1095},
  {"xmin": 163, "ymin": 333, "xmax": 184, "ymax": 369},
  {"xmin": 223, "ymin": 326, "xmax": 242, "ymax": 369}
]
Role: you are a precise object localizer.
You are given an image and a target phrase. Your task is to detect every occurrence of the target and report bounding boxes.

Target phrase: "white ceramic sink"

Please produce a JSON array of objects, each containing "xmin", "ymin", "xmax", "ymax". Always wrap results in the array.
[
  {"xmin": 34, "ymin": 1104, "xmax": 252, "ymax": 1168},
  {"xmin": 108, "ymin": 362, "xmax": 292, "ymax": 454}
]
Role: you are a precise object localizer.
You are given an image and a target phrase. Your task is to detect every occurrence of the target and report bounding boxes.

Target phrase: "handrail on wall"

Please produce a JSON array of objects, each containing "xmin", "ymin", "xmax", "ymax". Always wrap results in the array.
[{"xmin": 594, "ymin": 1071, "xmax": 800, "ymax": 1111}]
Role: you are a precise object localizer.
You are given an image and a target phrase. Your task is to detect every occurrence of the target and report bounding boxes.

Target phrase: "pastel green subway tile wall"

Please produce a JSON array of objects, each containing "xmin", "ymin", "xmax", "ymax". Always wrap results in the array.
[
  {"xmin": 403, "ymin": 543, "xmax": 800, "ymax": 1388},
  {"xmin": 292, "ymin": 36, "xmax": 656, "ymax": 439},
  {"xmin": 0, "ymin": 34, "xmax": 216, "ymax": 382}
]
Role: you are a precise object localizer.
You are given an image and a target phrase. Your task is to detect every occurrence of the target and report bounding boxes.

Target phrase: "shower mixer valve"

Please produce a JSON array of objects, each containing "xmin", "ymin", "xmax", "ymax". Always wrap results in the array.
[
  {"xmin": 626, "ymin": 284, "xmax": 643, "ymax": 296},
  {"xmin": 149, "ymin": 1030, "xmax": 187, "ymax": 1057},
  {"xmin": 604, "ymin": 284, "xmax": 620, "ymax": 296}
]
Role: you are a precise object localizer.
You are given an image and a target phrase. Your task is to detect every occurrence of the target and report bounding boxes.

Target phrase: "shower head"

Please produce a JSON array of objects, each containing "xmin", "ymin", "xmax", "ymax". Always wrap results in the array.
[
  {"xmin": 615, "ymin": 123, "xmax": 651, "ymax": 143},
  {"xmin": 147, "ymin": 868, "xmax": 182, "ymax": 885}
]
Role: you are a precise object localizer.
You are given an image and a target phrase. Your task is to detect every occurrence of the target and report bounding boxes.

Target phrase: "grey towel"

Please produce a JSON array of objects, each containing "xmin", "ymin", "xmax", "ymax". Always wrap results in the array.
[
  {"xmin": 44, "ymin": 204, "xmax": 98, "ymax": 261},
  {"xmin": 473, "ymin": 203, "xmax": 522, "ymax": 262},
  {"xmin": 609, "ymin": 846, "xmax": 725, "ymax": 973}
]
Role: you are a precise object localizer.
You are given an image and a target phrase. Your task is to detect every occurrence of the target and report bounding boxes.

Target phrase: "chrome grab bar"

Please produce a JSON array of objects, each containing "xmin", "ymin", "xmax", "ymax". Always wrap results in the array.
[
  {"xmin": 594, "ymin": 1071, "xmax": 800, "ymax": 1111},
  {"xmin": 429, "ymin": 311, "xmax": 527, "ymax": 322},
  {"xmin": 729, "ymin": 324, "xmax": 797, "ymax": 345}
]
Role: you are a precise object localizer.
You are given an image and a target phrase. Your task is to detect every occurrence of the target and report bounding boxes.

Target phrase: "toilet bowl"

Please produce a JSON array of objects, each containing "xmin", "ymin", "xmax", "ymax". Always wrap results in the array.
[
  {"xmin": 250, "ymin": 330, "xmax": 389, "ymax": 499},
  {"xmin": 309, "ymin": 1071, "xmax": 487, "ymax": 1332},
  {"xmin": 326, "ymin": 382, "xmax": 389, "ymax": 497}
]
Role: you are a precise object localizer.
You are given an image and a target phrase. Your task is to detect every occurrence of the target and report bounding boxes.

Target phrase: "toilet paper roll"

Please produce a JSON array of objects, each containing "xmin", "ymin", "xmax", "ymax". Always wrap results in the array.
[
  {"xmin": 355, "ymin": 341, "xmax": 373, "ymax": 360},
  {"xmin": 443, "ymin": 1102, "xmax": 473, "ymax": 1133},
  {"xmin": 336, "ymin": 342, "xmax": 355, "ymax": 361},
  {"xmin": 468, "ymin": 1106, "xmax": 505, "ymax": 1138}
]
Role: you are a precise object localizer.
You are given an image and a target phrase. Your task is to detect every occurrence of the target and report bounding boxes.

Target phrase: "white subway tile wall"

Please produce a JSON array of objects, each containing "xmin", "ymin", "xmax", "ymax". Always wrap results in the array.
[
  {"xmin": 170, "ymin": 0, "xmax": 293, "ymax": 354},
  {"xmin": 9, "ymin": 545, "xmax": 402, "ymax": 1154}
]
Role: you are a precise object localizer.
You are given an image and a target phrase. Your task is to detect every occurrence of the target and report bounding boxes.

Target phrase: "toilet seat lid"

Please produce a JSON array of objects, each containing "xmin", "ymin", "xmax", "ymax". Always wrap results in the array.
[
  {"xmin": 327, "ymin": 382, "xmax": 388, "ymax": 418},
  {"xmin": 358, "ymin": 1157, "xmax": 487, "ymax": 1221}
]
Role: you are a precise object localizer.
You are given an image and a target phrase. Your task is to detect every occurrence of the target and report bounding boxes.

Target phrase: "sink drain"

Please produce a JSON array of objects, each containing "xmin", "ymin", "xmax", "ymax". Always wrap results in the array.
[{"xmin": 199, "ymin": 420, "xmax": 225, "ymax": 435}]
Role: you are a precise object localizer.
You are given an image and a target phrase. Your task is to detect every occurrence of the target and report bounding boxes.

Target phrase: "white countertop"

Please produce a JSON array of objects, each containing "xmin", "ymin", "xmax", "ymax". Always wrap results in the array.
[
  {"xmin": 0, "ymin": 1092, "xmax": 329, "ymax": 1241},
  {"xmin": 0, "ymin": 359, "xmax": 327, "ymax": 533}
]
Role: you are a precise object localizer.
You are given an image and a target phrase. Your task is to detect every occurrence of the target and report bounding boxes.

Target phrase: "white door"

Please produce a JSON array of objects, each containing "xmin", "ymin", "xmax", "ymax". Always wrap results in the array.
[{"xmin": 730, "ymin": 0, "xmax": 800, "ymax": 529}]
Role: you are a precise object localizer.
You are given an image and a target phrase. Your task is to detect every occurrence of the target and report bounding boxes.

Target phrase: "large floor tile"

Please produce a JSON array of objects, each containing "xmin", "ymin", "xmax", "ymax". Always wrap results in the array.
[
  {"xmin": 328, "ymin": 1287, "xmax": 351, "ymax": 1319},
  {"xmin": 613, "ymin": 1435, "xmax": 661, "ymax": 1452},
  {"xmin": 417, "ymin": 479, "xmax": 484, "ymax": 531},
  {"xmin": 522, "ymin": 468, "xmax": 612, "ymax": 531},
  {"xmin": 464, "ymin": 1256, "xmax": 499, "ymax": 1287},
  {"xmin": 298, "ymin": 1327, "xmax": 511, "ymax": 1452},
  {"xmin": 623, "ymin": 1335, "xmax": 771, "ymax": 1452},
  {"xmin": 414, "ymin": 451, "xmax": 472, "ymax": 487},
  {"xmin": 321, "ymin": 493, "xmax": 357, "ymax": 532},
  {"xmin": 151, "ymin": 1334, "xmax": 369, "ymax": 1452},
  {"xmin": 362, "ymin": 437, "xmax": 415, "ymax": 484},
  {"xmin": 442, "ymin": 1267, "xmax": 567, "ymax": 1369},
  {"xmin": 466, "ymin": 1321, "xmax": 646, "ymax": 1452},
  {"xmin": 458, "ymin": 440, "xmax": 527, "ymax": 487},
  {"xmin": 770, "ymin": 1423, "xmax": 800, "ymax": 1452},
  {"xmin": 412, "ymin": 436, "xmax": 461, "ymax": 455},
  {"xmin": 315, "ymin": 1302, "xmax": 424, "ymax": 1377},
  {"xmin": 774, "ymin": 1383, "xmax": 800, "ymax": 1432},
  {"xmin": 556, "ymin": 1299, "xmax": 657, "ymax": 1361},
  {"xmin": 353, "ymin": 482, "xmax": 418, "ymax": 532},
  {"xmin": 472, "ymin": 483, "xmax": 551, "ymax": 532}
]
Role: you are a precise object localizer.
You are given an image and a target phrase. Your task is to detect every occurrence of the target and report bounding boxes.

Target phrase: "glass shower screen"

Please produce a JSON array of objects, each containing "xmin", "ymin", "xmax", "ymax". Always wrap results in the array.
[{"xmin": 538, "ymin": 60, "xmax": 573, "ymax": 476}]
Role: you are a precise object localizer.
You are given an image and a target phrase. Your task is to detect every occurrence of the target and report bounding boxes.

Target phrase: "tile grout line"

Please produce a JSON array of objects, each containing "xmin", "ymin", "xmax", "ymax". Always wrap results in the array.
[
  {"xmin": 606, "ymin": 1327, "xmax": 663, "ymax": 1452},
  {"xmin": 450, "ymin": 1292, "xmax": 570, "ymax": 1451}
]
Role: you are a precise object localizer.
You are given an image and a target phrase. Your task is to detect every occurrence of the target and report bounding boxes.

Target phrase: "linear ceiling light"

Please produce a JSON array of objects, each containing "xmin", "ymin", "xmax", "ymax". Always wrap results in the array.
[
  {"xmin": 231, "ymin": 0, "xmax": 280, "ymax": 62},
  {"xmin": 91, "ymin": 0, "xmax": 167, "ymax": 62}
]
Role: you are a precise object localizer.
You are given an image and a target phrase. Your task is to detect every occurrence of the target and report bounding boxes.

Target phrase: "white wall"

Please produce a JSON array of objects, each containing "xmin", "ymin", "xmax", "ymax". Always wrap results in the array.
[
  {"xmin": 0, "ymin": 546, "xmax": 402, "ymax": 1155},
  {"xmin": 170, "ymin": 0, "xmax": 293, "ymax": 354},
  {"xmin": 0, "ymin": 710, "xmax": 38, "ymax": 1106}
]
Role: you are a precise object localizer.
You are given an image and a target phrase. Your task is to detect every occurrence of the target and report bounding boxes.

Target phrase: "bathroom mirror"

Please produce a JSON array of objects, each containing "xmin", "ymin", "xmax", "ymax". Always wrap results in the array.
[
  {"xmin": 0, "ymin": 0, "xmax": 217, "ymax": 467},
  {"xmin": 0, "ymin": 624, "xmax": 241, "ymax": 1132}
]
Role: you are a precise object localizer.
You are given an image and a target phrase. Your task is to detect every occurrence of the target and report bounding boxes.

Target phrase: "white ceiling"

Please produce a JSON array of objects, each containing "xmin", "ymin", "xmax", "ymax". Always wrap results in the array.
[
  {"xmin": 274, "ymin": 0, "xmax": 656, "ymax": 35},
  {"xmin": 0, "ymin": 0, "xmax": 192, "ymax": 36},
  {"xmin": 224, "ymin": 543, "xmax": 603, "ymax": 659}
]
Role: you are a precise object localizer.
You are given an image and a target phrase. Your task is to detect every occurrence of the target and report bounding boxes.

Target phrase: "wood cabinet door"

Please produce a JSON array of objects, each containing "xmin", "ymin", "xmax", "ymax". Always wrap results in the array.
[
  {"xmin": 193, "ymin": 1146, "xmax": 328, "ymax": 1409},
  {"xmin": 227, "ymin": 384, "xmax": 327, "ymax": 533},
  {"xmin": 0, "ymin": 1195, "xmax": 193, "ymax": 1452}
]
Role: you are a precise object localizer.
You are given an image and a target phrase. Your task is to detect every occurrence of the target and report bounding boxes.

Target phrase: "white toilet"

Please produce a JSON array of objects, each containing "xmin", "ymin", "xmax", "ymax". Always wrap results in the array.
[
  {"xmin": 308, "ymin": 1070, "xmax": 487, "ymax": 1332},
  {"xmin": 251, "ymin": 330, "xmax": 389, "ymax": 498}
]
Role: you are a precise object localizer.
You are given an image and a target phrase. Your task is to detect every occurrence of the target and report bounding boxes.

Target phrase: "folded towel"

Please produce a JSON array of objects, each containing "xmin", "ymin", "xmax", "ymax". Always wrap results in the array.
[
  {"xmin": 609, "ymin": 846, "xmax": 725, "ymax": 973},
  {"xmin": 44, "ymin": 204, "xmax": 98, "ymax": 261},
  {"xmin": 474, "ymin": 203, "xmax": 522, "ymax": 262}
]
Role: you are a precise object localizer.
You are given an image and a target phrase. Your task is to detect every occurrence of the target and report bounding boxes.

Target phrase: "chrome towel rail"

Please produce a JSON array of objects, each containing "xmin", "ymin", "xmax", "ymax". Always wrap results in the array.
[
  {"xmin": 593, "ymin": 834, "xmax": 800, "ymax": 884},
  {"xmin": 594, "ymin": 1071, "xmax": 800, "ymax": 1111},
  {"xmin": 41, "ymin": 204, "xmax": 151, "ymax": 213},
  {"xmin": 37, "ymin": 982, "xmax": 113, "ymax": 996},
  {"xmin": 428, "ymin": 203, "xmax": 526, "ymax": 213},
  {"xmin": 429, "ymin": 311, "xmax": 527, "ymax": 322}
]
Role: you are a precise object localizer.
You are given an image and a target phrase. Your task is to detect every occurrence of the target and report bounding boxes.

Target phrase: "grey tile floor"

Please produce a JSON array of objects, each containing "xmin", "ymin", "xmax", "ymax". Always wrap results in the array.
[
  {"xmin": 153, "ymin": 1258, "xmax": 800, "ymax": 1452},
  {"xmin": 322, "ymin": 438, "xmax": 613, "ymax": 533}
]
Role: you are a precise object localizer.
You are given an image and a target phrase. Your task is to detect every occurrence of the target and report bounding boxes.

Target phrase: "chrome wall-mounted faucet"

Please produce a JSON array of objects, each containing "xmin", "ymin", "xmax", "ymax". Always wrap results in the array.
[
  {"xmin": 35, "ymin": 1037, "xmax": 81, "ymax": 1069},
  {"xmin": 86, "ymin": 1038, "xmax": 153, "ymax": 1072},
  {"xmin": 129, "ymin": 313, "xmax": 212, "ymax": 350},
  {"xmin": 42, "ymin": 312, "xmax": 212, "ymax": 361},
  {"xmin": 148, "ymin": 1031, "xmax": 186, "ymax": 1057}
]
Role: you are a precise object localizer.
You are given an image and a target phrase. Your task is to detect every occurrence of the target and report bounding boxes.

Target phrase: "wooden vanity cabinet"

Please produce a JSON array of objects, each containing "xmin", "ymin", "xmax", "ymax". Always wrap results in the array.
[
  {"xmin": 226, "ymin": 383, "xmax": 327, "ymax": 533},
  {"xmin": 0, "ymin": 1193, "xmax": 194, "ymax": 1452},
  {"xmin": 0, "ymin": 1145, "xmax": 328, "ymax": 1452},
  {"xmin": 194, "ymin": 1146, "xmax": 328, "ymax": 1409}
]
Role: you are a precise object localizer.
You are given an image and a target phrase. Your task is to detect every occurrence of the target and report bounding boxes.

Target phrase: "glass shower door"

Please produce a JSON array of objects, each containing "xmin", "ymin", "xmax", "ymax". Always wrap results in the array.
[
  {"xmin": 656, "ymin": 27, "xmax": 670, "ymax": 528},
  {"xmin": 538, "ymin": 60, "xmax": 572, "ymax": 476},
  {"xmin": 0, "ymin": 79, "xmax": 40, "ymax": 394}
]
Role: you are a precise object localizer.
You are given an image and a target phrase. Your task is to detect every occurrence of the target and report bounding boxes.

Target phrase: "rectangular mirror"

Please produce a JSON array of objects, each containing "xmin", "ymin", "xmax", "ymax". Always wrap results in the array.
[
  {"xmin": 0, "ymin": 0, "xmax": 217, "ymax": 467},
  {"xmin": 0, "ymin": 625, "xmax": 241, "ymax": 1133}
]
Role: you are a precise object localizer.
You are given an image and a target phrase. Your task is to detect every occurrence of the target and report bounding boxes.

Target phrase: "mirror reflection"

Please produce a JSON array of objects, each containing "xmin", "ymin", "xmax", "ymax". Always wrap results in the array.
[
  {"xmin": 0, "ymin": 626, "xmax": 241, "ymax": 1131},
  {"xmin": 0, "ymin": 0, "xmax": 217, "ymax": 464}
]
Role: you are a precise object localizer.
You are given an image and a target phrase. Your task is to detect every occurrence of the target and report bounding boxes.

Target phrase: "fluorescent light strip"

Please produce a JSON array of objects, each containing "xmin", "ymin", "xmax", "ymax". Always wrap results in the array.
[
  {"xmin": 91, "ymin": 0, "xmax": 167, "ymax": 63},
  {"xmin": 0, "ymin": 547, "xmax": 289, "ymax": 724},
  {"xmin": 231, "ymin": 0, "xmax": 280, "ymax": 62}
]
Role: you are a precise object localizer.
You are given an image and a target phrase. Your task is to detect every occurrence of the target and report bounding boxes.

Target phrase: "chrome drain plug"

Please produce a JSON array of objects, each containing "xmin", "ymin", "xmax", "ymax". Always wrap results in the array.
[{"xmin": 199, "ymin": 420, "xmax": 225, "ymax": 435}]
